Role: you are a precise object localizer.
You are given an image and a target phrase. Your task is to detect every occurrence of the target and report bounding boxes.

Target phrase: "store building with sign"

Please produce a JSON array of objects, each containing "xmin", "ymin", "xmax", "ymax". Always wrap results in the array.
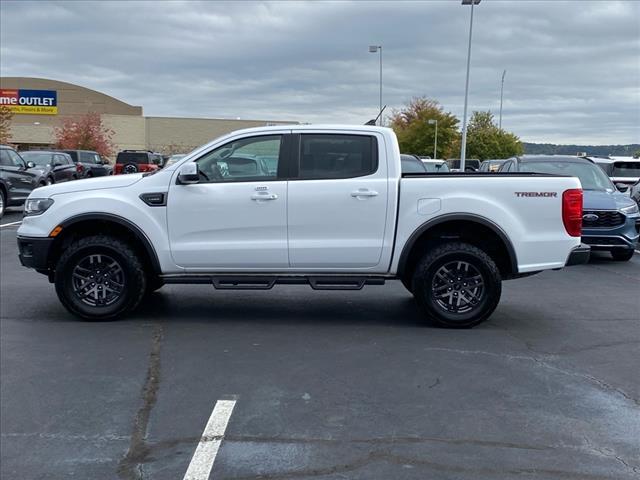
[{"xmin": 0, "ymin": 77, "xmax": 296, "ymax": 157}]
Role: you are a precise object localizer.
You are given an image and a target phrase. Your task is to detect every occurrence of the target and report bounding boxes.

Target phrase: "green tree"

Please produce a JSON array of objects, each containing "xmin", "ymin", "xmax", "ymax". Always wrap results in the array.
[
  {"xmin": 390, "ymin": 97, "xmax": 460, "ymax": 158},
  {"xmin": 465, "ymin": 111, "xmax": 523, "ymax": 161}
]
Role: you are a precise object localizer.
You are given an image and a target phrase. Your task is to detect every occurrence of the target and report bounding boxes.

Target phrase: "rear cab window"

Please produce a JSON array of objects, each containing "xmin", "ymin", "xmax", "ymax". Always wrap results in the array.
[{"xmin": 297, "ymin": 134, "xmax": 378, "ymax": 179}]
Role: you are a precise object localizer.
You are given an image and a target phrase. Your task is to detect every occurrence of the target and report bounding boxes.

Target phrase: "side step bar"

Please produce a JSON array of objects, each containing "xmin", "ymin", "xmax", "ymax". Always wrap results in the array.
[{"xmin": 162, "ymin": 274, "xmax": 386, "ymax": 291}]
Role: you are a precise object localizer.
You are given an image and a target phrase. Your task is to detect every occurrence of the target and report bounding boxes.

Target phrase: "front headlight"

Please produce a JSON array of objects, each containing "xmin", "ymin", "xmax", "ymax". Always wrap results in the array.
[
  {"xmin": 620, "ymin": 203, "xmax": 639, "ymax": 215},
  {"xmin": 24, "ymin": 198, "xmax": 54, "ymax": 216}
]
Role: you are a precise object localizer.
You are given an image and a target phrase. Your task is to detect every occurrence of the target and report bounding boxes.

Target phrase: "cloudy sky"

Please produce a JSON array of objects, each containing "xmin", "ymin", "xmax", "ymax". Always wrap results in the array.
[{"xmin": 1, "ymin": 0, "xmax": 638, "ymax": 144}]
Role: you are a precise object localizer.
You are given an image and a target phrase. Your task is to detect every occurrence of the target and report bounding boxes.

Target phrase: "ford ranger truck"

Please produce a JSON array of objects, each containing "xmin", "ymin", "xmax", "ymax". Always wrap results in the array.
[{"xmin": 17, "ymin": 126, "xmax": 590, "ymax": 328}]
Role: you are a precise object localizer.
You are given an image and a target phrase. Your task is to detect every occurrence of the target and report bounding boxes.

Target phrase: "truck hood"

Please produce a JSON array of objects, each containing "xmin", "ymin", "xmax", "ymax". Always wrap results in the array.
[
  {"xmin": 34, "ymin": 174, "xmax": 144, "ymax": 198},
  {"xmin": 583, "ymin": 190, "xmax": 635, "ymax": 210}
]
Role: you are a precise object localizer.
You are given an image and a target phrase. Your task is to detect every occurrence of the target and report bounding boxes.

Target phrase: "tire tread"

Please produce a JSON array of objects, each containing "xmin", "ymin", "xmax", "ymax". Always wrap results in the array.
[
  {"xmin": 55, "ymin": 234, "xmax": 147, "ymax": 320},
  {"xmin": 412, "ymin": 241, "xmax": 501, "ymax": 328}
]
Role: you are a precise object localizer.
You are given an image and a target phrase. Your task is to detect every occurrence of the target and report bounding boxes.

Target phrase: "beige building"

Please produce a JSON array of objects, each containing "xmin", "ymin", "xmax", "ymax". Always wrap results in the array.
[{"xmin": 0, "ymin": 77, "xmax": 296, "ymax": 157}]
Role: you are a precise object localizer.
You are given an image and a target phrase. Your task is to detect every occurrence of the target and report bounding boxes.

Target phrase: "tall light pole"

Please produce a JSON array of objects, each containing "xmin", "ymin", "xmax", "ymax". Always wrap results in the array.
[
  {"xmin": 369, "ymin": 45, "xmax": 382, "ymax": 125},
  {"xmin": 428, "ymin": 119, "xmax": 438, "ymax": 159},
  {"xmin": 499, "ymin": 69, "xmax": 506, "ymax": 129},
  {"xmin": 459, "ymin": 0, "xmax": 480, "ymax": 172}
]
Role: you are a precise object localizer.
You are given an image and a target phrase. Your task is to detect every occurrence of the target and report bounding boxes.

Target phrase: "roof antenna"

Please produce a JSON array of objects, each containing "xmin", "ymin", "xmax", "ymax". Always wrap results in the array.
[{"xmin": 365, "ymin": 105, "xmax": 387, "ymax": 125}]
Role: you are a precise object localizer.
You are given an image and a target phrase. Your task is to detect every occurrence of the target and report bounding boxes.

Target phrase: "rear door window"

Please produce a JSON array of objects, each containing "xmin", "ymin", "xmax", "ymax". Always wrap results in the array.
[{"xmin": 298, "ymin": 134, "xmax": 378, "ymax": 179}]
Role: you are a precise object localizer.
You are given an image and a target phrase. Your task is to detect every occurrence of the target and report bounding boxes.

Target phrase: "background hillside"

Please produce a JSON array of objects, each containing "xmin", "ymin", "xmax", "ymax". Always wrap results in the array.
[{"xmin": 523, "ymin": 143, "xmax": 639, "ymax": 157}]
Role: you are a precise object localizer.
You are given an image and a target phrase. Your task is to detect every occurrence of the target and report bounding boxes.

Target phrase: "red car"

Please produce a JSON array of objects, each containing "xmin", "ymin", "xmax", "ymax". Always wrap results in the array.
[{"xmin": 114, "ymin": 150, "xmax": 163, "ymax": 175}]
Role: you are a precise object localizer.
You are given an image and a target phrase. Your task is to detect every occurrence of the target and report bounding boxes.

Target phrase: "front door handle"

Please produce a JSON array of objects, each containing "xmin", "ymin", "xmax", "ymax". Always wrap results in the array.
[
  {"xmin": 251, "ymin": 192, "xmax": 278, "ymax": 201},
  {"xmin": 350, "ymin": 189, "xmax": 378, "ymax": 198}
]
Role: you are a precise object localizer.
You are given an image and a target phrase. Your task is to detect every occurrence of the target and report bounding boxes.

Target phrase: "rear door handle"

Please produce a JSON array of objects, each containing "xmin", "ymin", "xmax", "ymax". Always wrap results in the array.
[
  {"xmin": 251, "ymin": 192, "xmax": 278, "ymax": 201},
  {"xmin": 351, "ymin": 189, "xmax": 378, "ymax": 198}
]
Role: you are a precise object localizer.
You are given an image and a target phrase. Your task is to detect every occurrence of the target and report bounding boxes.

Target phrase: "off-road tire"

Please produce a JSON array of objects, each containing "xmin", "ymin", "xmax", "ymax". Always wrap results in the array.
[
  {"xmin": 412, "ymin": 242, "xmax": 502, "ymax": 328},
  {"xmin": 54, "ymin": 235, "xmax": 147, "ymax": 320},
  {"xmin": 611, "ymin": 249, "xmax": 634, "ymax": 261}
]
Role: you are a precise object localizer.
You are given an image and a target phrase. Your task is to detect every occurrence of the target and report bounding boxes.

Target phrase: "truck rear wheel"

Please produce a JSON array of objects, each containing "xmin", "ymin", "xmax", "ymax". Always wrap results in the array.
[
  {"xmin": 412, "ymin": 242, "xmax": 501, "ymax": 328},
  {"xmin": 54, "ymin": 235, "xmax": 147, "ymax": 320}
]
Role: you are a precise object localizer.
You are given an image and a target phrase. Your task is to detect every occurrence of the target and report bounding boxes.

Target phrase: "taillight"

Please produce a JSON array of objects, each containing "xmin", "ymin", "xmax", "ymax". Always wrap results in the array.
[
  {"xmin": 76, "ymin": 163, "xmax": 84, "ymax": 174},
  {"xmin": 562, "ymin": 189, "xmax": 583, "ymax": 237}
]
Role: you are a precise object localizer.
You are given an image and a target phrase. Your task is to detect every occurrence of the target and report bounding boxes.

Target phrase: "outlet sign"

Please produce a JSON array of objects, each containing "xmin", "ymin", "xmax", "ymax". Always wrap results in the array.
[{"xmin": 0, "ymin": 89, "xmax": 58, "ymax": 115}]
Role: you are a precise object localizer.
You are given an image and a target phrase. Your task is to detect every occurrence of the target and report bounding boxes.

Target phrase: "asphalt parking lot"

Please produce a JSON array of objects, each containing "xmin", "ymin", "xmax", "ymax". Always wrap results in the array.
[{"xmin": 1, "ymin": 208, "xmax": 639, "ymax": 480}]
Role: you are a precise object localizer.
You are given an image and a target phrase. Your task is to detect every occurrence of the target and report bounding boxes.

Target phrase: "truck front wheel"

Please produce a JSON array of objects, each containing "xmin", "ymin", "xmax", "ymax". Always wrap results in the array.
[
  {"xmin": 412, "ymin": 242, "xmax": 502, "ymax": 328},
  {"xmin": 54, "ymin": 235, "xmax": 147, "ymax": 320}
]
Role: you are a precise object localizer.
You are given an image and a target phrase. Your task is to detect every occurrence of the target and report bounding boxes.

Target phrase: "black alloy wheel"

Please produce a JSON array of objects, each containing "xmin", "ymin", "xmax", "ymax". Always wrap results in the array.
[
  {"xmin": 55, "ymin": 235, "xmax": 147, "ymax": 320},
  {"xmin": 412, "ymin": 242, "xmax": 502, "ymax": 328},
  {"xmin": 431, "ymin": 260, "xmax": 485, "ymax": 314},
  {"xmin": 71, "ymin": 253, "xmax": 126, "ymax": 307}
]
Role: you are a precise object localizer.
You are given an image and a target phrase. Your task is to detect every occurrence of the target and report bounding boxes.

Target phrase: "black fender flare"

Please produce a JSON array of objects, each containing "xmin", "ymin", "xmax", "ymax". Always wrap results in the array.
[
  {"xmin": 396, "ymin": 213, "xmax": 518, "ymax": 278},
  {"xmin": 58, "ymin": 213, "xmax": 161, "ymax": 274}
]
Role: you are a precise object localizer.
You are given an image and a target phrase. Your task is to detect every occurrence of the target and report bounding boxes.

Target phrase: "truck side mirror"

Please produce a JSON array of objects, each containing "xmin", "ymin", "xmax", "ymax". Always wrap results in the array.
[
  {"xmin": 615, "ymin": 183, "xmax": 629, "ymax": 193},
  {"xmin": 26, "ymin": 161, "xmax": 36, "ymax": 169},
  {"xmin": 177, "ymin": 163, "xmax": 199, "ymax": 184}
]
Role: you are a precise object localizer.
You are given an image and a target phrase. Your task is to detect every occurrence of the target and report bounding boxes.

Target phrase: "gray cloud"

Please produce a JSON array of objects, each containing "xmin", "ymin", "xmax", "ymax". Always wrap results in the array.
[{"xmin": 1, "ymin": 0, "xmax": 638, "ymax": 144}]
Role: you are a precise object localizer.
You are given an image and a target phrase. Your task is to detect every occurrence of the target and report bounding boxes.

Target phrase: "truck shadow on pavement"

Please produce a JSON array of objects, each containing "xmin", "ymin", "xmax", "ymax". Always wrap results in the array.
[{"xmin": 132, "ymin": 285, "xmax": 430, "ymax": 328}]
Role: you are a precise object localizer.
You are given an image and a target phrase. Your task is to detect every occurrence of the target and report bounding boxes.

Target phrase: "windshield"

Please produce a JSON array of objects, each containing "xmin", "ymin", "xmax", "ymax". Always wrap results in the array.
[
  {"xmin": 612, "ymin": 162, "xmax": 640, "ymax": 177},
  {"xmin": 423, "ymin": 162, "xmax": 449, "ymax": 173},
  {"xmin": 520, "ymin": 161, "xmax": 614, "ymax": 191},
  {"xmin": 21, "ymin": 152, "xmax": 52, "ymax": 166},
  {"xmin": 401, "ymin": 155, "xmax": 426, "ymax": 173}
]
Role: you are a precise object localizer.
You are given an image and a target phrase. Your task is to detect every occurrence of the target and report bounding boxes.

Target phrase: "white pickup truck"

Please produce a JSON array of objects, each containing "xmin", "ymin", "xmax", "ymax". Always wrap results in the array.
[{"xmin": 17, "ymin": 125, "xmax": 590, "ymax": 328}]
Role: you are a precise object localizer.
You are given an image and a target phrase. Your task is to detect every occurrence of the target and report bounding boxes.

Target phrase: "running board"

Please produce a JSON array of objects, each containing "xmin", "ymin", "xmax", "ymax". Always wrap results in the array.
[{"xmin": 162, "ymin": 274, "xmax": 386, "ymax": 291}]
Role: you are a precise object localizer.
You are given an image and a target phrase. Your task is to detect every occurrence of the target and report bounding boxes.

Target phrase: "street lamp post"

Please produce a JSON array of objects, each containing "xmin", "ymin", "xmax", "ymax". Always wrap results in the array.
[
  {"xmin": 369, "ymin": 45, "xmax": 382, "ymax": 125},
  {"xmin": 459, "ymin": 0, "xmax": 480, "ymax": 172},
  {"xmin": 428, "ymin": 119, "xmax": 438, "ymax": 159},
  {"xmin": 499, "ymin": 69, "xmax": 506, "ymax": 129}
]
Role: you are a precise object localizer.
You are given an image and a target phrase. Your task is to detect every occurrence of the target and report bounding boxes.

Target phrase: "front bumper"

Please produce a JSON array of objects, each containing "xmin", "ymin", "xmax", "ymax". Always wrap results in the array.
[
  {"xmin": 17, "ymin": 236, "xmax": 54, "ymax": 271},
  {"xmin": 582, "ymin": 218, "xmax": 639, "ymax": 251},
  {"xmin": 565, "ymin": 244, "xmax": 591, "ymax": 266}
]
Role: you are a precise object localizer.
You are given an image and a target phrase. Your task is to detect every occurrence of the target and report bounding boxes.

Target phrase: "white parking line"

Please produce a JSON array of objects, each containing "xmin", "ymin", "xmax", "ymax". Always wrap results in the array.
[
  {"xmin": 0, "ymin": 221, "xmax": 22, "ymax": 228},
  {"xmin": 183, "ymin": 399, "xmax": 236, "ymax": 480}
]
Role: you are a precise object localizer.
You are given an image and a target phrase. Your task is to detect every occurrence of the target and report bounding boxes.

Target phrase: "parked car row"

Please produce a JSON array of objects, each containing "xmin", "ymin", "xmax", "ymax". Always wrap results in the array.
[
  {"xmin": 0, "ymin": 144, "xmax": 192, "ymax": 218},
  {"xmin": 1, "ymin": 145, "xmax": 111, "ymax": 218}
]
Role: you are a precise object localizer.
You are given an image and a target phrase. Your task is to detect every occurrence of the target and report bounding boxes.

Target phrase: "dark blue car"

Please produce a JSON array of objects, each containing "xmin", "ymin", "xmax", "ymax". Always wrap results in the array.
[{"xmin": 500, "ymin": 156, "xmax": 640, "ymax": 261}]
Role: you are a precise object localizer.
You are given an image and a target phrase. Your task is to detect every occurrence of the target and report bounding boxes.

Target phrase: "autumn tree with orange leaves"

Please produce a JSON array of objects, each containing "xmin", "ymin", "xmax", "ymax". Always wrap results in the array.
[
  {"xmin": 0, "ymin": 106, "xmax": 13, "ymax": 145},
  {"xmin": 54, "ymin": 112, "xmax": 116, "ymax": 158}
]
